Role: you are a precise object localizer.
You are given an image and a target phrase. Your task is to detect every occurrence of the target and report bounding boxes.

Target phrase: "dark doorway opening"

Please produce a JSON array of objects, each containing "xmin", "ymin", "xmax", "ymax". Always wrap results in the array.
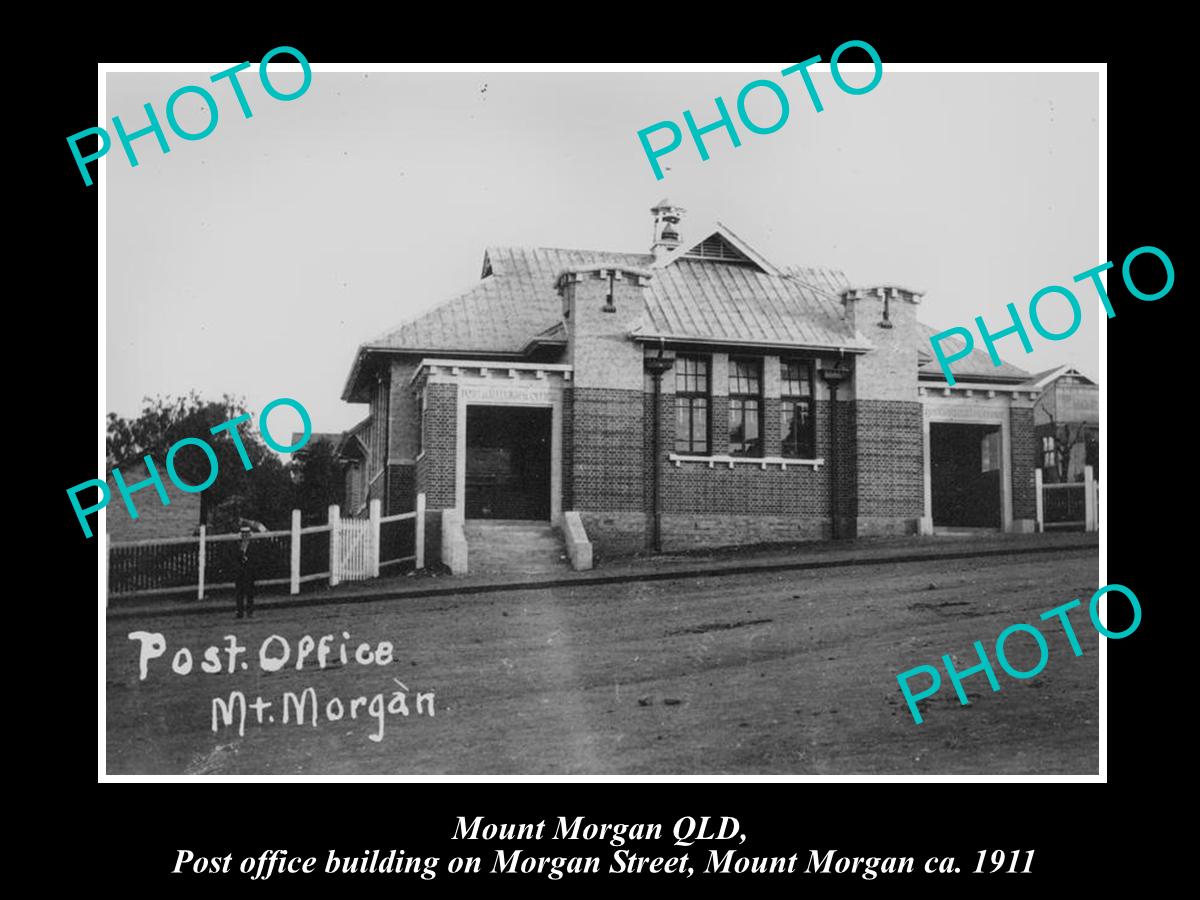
[
  {"xmin": 930, "ymin": 423, "xmax": 1002, "ymax": 529},
  {"xmin": 465, "ymin": 406, "xmax": 551, "ymax": 520}
]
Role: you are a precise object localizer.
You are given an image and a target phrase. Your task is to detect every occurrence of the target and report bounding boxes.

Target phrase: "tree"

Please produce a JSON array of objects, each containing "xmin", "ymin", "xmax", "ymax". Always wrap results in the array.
[
  {"xmin": 1046, "ymin": 417, "xmax": 1089, "ymax": 484},
  {"xmin": 208, "ymin": 455, "xmax": 297, "ymax": 533},
  {"xmin": 291, "ymin": 438, "xmax": 345, "ymax": 524},
  {"xmin": 106, "ymin": 392, "xmax": 294, "ymax": 528}
]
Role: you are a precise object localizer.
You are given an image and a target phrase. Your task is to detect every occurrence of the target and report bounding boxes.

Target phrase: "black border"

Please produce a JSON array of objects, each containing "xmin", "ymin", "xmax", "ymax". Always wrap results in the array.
[{"xmin": 36, "ymin": 17, "xmax": 1179, "ymax": 891}]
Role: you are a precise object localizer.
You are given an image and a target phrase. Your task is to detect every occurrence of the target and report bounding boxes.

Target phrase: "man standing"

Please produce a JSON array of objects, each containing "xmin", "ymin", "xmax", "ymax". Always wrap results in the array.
[{"xmin": 235, "ymin": 526, "xmax": 256, "ymax": 619}]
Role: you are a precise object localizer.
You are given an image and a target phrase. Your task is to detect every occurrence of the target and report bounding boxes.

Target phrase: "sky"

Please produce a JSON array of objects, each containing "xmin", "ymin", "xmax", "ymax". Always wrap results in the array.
[{"xmin": 106, "ymin": 68, "xmax": 1101, "ymax": 434}]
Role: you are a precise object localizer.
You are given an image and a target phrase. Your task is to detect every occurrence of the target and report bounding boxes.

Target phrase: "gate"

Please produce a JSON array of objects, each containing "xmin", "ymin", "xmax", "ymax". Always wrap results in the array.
[
  {"xmin": 1035, "ymin": 465, "xmax": 1097, "ymax": 533},
  {"xmin": 1042, "ymin": 483, "xmax": 1086, "ymax": 529},
  {"xmin": 336, "ymin": 517, "xmax": 374, "ymax": 581}
]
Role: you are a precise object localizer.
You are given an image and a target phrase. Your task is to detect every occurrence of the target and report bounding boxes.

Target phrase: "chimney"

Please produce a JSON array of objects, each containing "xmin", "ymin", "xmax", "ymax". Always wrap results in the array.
[
  {"xmin": 840, "ymin": 285, "xmax": 923, "ymax": 334},
  {"xmin": 840, "ymin": 284, "xmax": 924, "ymax": 402},
  {"xmin": 650, "ymin": 199, "xmax": 686, "ymax": 260}
]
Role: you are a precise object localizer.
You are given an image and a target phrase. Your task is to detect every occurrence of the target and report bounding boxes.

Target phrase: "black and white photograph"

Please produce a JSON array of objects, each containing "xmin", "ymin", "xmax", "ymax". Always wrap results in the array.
[{"xmin": 94, "ymin": 62, "xmax": 1107, "ymax": 778}]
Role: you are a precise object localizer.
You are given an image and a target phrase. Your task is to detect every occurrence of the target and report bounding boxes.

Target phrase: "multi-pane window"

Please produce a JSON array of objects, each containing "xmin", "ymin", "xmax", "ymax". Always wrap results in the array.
[
  {"xmin": 1042, "ymin": 435, "xmax": 1057, "ymax": 469},
  {"xmin": 674, "ymin": 356, "xmax": 710, "ymax": 454},
  {"xmin": 781, "ymin": 359, "xmax": 815, "ymax": 458},
  {"xmin": 728, "ymin": 358, "xmax": 762, "ymax": 456}
]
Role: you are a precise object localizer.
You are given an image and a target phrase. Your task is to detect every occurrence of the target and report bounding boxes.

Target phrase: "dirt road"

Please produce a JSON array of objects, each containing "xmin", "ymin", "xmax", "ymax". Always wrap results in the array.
[{"xmin": 105, "ymin": 546, "xmax": 1100, "ymax": 774}]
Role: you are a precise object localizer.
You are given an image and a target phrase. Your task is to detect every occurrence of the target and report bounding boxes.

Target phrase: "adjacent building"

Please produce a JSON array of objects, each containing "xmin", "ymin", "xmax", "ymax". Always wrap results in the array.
[{"xmin": 1028, "ymin": 366, "xmax": 1099, "ymax": 483}]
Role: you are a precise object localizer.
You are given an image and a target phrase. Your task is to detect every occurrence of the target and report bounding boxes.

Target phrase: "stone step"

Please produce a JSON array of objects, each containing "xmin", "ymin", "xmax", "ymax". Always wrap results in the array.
[
  {"xmin": 464, "ymin": 531, "xmax": 558, "ymax": 540},
  {"xmin": 463, "ymin": 520, "xmax": 571, "ymax": 576},
  {"xmin": 465, "ymin": 523, "xmax": 556, "ymax": 535},
  {"xmin": 465, "ymin": 534, "xmax": 560, "ymax": 545},
  {"xmin": 467, "ymin": 541, "xmax": 557, "ymax": 548},
  {"xmin": 470, "ymin": 565, "xmax": 570, "ymax": 576},
  {"xmin": 468, "ymin": 536, "xmax": 560, "ymax": 546}
]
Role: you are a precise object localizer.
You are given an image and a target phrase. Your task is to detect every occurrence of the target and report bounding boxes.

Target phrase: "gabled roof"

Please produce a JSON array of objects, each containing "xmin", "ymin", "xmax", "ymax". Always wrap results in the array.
[
  {"xmin": 650, "ymin": 221, "xmax": 782, "ymax": 276},
  {"xmin": 916, "ymin": 322, "xmax": 1032, "ymax": 382},
  {"xmin": 334, "ymin": 419, "xmax": 370, "ymax": 461},
  {"xmin": 1019, "ymin": 365, "xmax": 1097, "ymax": 390},
  {"xmin": 343, "ymin": 237, "xmax": 874, "ymax": 400}
]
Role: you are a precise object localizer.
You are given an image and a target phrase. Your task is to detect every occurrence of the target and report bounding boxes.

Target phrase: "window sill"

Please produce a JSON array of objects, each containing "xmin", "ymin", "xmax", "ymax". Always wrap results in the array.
[{"xmin": 668, "ymin": 453, "xmax": 825, "ymax": 471}]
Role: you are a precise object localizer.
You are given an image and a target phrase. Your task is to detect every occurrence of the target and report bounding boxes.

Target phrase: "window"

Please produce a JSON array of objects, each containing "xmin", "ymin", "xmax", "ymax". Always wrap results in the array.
[
  {"xmin": 1042, "ymin": 435, "xmax": 1057, "ymax": 469},
  {"xmin": 674, "ymin": 356, "xmax": 710, "ymax": 454},
  {"xmin": 728, "ymin": 358, "xmax": 762, "ymax": 456},
  {"xmin": 781, "ymin": 359, "xmax": 815, "ymax": 458},
  {"xmin": 981, "ymin": 431, "xmax": 1001, "ymax": 473}
]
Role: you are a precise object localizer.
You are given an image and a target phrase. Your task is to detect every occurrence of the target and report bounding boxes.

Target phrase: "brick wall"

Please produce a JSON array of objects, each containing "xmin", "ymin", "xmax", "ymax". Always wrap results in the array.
[
  {"xmin": 828, "ymin": 397, "xmax": 859, "ymax": 538},
  {"xmin": 1010, "ymin": 405, "xmax": 1037, "ymax": 521},
  {"xmin": 852, "ymin": 399, "xmax": 924, "ymax": 534},
  {"xmin": 646, "ymin": 395, "xmax": 857, "ymax": 551},
  {"xmin": 565, "ymin": 386, "xmax": 647, "ymax": 553},
  {"xmin": 612, "ymin": 391, "xmax": 922, "ymax": 552},
  {"xmin": 642, "ymin": 390, "xmax": 669, "ymax": 515},
  {"xmin": 416, "ymin": 383, "xmax": 457, "ymax": 510},
  {"xmin": 569, "ymin": 387, "xmax": 644, "ymax": 511},
  {"xmin": 562, "ymin": 388, "xmax": 575, "ymax": 511},
  {"xmin": 579, "ymin": 511, "xmax": 648, "ymax": 559}
]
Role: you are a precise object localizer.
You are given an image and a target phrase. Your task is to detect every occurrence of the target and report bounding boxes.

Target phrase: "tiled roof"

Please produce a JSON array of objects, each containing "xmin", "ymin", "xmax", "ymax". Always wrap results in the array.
[
  {"xmin": 349, "ymin": 238, "xmax": 1028, "ymax": 395},
  {"xmin": 367, "ymin": 247, "xmax": 650, "ymax": 355},
  {"xmin": 783, "ymin": 265, "xmax": 853, "ymax": 297},
  {"xmin": 916, "ymin": 322, "xmax": 1031, "ymax": 382},
  {"xmin": 364, "ymin": 246, "xmax": 868, "ymax": 358},
  {"xmin": 636, "ymin": 258, "xmax": 869, "ymax": 350},
  {"xmin": 293, "ymin": 431, "xmax": 342, "ymax": 449}
]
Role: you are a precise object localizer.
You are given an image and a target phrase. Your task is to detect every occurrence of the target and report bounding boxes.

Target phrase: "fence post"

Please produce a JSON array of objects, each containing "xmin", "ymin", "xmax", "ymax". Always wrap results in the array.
[
  {"xmin": 329, "ymin": 504, "xmax": 341, "ymax": 587},
  {"xmin": 197, "ymin": 525, "xmax": 207, "ymax": 600},
  {"xmin": 1034, "ymin": 468, "xmax": 1044, "ymax": 533},
  {"xmin": 415, "ymin": 492, "xmax": 426, "ymax": 570},
  {"xmin": 1084, "ymin": 465, "xmax": 1096, "ymax": 532},
  {"xmin": 369, "ymin": 499, "xmax": 381, "ymax": 578},
  {"xmin": 290, "ymin": 509, "xmax": 301, "ymax": 594}
]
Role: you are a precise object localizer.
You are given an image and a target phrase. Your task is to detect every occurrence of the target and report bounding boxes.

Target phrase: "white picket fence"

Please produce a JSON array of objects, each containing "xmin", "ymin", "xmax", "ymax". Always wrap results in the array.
[{"xmin": 107, "ymin": 494, "xmax": 426, "ymax": 601}]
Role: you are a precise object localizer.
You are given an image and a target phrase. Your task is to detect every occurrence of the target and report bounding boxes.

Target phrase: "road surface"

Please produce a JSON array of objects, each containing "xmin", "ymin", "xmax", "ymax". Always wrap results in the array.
[{"xmin": 106, "ymin": 546, "xmax": 1100, "ymax": 774}]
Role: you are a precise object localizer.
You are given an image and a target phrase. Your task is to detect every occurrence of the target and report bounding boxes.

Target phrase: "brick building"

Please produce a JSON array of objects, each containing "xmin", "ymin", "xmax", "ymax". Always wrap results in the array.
[{"xmin": 341, "ymin": 202, "xmax": 1043, "ymax": 570}]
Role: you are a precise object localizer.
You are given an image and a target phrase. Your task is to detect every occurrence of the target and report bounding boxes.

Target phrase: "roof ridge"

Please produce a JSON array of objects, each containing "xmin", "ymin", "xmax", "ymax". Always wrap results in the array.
[{"xmin": 487, "ymin": 243, "xmax": 652, "ymax": 258}]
